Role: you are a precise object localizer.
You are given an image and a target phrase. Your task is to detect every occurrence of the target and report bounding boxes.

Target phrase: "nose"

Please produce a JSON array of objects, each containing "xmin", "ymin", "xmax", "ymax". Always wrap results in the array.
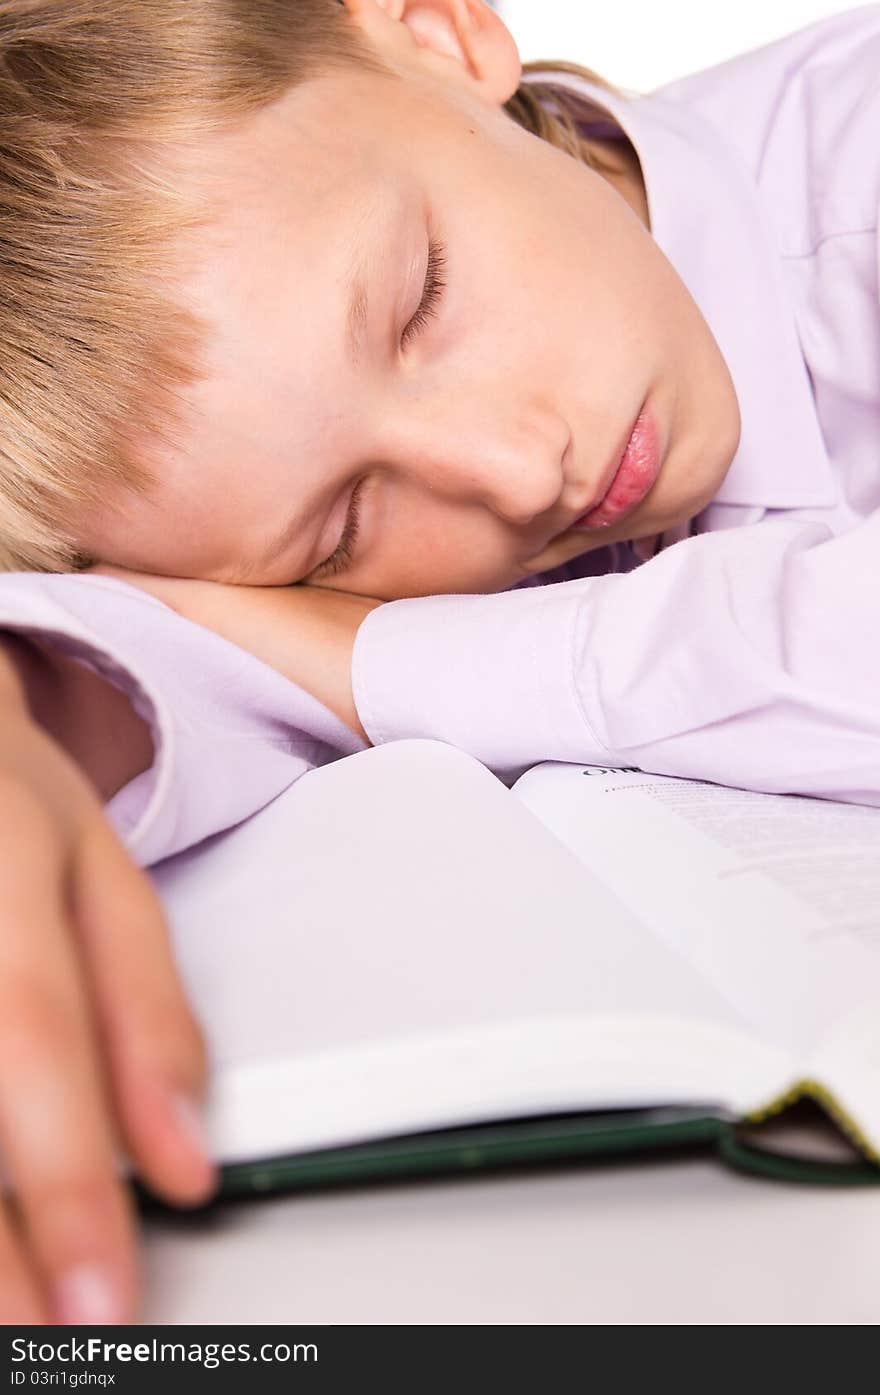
[{"xmin": 385, "ymin": 391, "xmax": 569, "ymax": 526}]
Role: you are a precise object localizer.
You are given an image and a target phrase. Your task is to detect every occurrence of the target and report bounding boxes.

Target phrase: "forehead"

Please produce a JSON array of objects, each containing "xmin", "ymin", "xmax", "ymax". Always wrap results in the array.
[
  {"xmin": 179, "ymin": 64, "xmax": 416, "ymax": 206},
  {"xmin": 146, "ymin": 82, "xmax": 389, "ymax": 469}
]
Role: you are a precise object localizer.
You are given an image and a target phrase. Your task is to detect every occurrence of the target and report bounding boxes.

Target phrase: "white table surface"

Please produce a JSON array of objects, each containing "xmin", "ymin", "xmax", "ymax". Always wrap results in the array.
[{"xmin": 142, "ymin": 1151, "xmax": 880, "ymax": 1325}]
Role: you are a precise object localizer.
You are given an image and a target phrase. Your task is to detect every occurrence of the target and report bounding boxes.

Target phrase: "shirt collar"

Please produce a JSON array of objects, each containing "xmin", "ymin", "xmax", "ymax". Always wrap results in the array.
[{"xmin": 522, "ymin": 70, "xmax": 837, "ymax": 509}]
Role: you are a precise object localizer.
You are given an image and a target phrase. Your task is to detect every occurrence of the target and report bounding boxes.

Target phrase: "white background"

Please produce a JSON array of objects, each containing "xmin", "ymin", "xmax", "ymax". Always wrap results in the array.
[{"xmin": 496, "ymin": 1, "xmax": 874, "ymax": 90}]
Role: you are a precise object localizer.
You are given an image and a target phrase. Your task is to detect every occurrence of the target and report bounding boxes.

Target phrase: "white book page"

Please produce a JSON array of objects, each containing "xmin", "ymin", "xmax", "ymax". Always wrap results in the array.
[
  {"xmin": 153, "ymin": 741, "xmax": 784, "ymax": 1164},
  {"xmin": 513, "ymin": 764, "xmax": 880, "ymax": 1057}
]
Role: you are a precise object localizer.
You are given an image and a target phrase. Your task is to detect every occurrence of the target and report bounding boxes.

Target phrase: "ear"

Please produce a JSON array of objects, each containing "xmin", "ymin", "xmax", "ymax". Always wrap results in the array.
[{"xmin": 341, "ymin": 0, "xmax": 522, "ymax": 105}]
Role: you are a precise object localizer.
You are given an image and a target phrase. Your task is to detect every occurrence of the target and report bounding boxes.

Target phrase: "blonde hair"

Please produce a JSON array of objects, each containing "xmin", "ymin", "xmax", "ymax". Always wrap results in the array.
[{"xmin": 0, "ymin": 1, "xmax": 635, "ymax": 572}]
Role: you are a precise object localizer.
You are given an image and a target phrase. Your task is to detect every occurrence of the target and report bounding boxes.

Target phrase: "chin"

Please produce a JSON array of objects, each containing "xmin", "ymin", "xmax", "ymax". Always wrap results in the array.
[{"xmin": 644, "ymin": 469, "xmax": 724, "ymax": 536}]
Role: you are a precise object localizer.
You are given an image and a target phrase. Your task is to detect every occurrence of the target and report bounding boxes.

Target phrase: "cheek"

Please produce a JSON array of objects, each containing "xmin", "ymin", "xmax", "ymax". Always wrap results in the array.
[
  {"xmin": 74, "ymin": 492, "xmax": 221, "ymax": 579},
  {"xmin": 327, "ymin": 499, "xmax": 517, "ymax": 600},
  {"xmin": 67, "ymin": 501, "xmax": 162, "ymax": 573}
]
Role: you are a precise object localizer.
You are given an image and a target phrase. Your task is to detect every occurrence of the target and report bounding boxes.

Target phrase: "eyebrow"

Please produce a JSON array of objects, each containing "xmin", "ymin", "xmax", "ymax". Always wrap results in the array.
[
  {"xmin": 253, "ymin": 196, "xmax": 390, "ymax": 577},
  {"xmin": 240, "ymin": 273, "xmax": 367, "ymax": 581},
  {"xmin": 346, "ymin": 262, "xmax": 370, "ymax": 368},
  {"xmin": 346, "ymin": 185, "xmax": 396, "ymax": 366}
]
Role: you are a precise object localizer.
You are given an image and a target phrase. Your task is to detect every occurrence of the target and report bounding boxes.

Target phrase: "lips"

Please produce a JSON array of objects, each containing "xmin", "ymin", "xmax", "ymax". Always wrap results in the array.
[{"xmin": 571, "ymin": 399, "xmax": 662, "ymax": 531}]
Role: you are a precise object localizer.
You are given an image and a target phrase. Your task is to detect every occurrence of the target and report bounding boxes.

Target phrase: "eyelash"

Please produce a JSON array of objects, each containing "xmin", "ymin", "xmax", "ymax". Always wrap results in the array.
[
  {"xmin": 401, "ymin": 237, "xmax": 448, "ymax": 348},
  {"xmin": 310, "ymin": 477, "xmax": 367, "ymax": 581},
  {"xmin": 311, "ymin": 240, "xmax": 448, "ymax": 581}
]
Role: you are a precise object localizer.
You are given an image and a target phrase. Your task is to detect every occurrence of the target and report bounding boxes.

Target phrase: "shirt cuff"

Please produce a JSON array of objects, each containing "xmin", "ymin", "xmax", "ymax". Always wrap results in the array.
[
  {"xmin": 350, "ymin": 582, "xmax": 610, "ymax": 779},
  {"xmin": 0, "ymin": 615, "xmax": 170, "ymax": 862}
]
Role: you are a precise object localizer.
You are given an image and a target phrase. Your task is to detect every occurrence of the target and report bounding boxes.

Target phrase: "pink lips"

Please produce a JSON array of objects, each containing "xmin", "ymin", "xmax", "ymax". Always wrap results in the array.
[{"xmin": 572, "ymin": 401, "xmax": 662, "ymax": 530}]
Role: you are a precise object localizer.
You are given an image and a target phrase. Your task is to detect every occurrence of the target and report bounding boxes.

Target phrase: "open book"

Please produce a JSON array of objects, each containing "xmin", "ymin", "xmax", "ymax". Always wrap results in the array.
[{"xmin": 152, "ymin": 739, "xmax": 880, "ymax": 1198}]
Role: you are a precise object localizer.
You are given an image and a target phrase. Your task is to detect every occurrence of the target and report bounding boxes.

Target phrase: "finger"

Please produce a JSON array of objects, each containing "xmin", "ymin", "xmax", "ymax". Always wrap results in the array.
[
  {"xmin": 0, "ymin": 1200, "xmax": 47, "ymax": 1323},
  {"xmin": 0, "ymin": 789, "xmax": 138, "ymax": 1324},
  {"xmin": 71, "ymin": 813, "xmax": 217, "ymax": 1207}
]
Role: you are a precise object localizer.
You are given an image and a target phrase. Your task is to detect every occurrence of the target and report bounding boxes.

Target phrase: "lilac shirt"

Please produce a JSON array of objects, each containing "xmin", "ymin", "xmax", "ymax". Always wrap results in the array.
[{"xmin": 2, "ymin": 7, "xmax": 880, "ymax": 867}]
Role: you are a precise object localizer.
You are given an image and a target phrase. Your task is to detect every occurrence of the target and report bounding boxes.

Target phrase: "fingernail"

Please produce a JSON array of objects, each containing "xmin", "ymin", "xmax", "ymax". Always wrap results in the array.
[
  {"xmin": 54, "ymin": 1263, "xmax": 121, "ymax": 1325},
  {"xmin": 170, "ymin": 1092, "xmax": 213, "ymax": 1164}
]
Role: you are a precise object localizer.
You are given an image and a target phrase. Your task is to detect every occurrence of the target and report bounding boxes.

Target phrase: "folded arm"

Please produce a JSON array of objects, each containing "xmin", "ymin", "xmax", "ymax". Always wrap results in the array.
[
  {"xmin": 93, "ymin": 511, "xmax": 880, "ymax": 808},
  {"xmin": 350, "ymin": 512, "xmax": 880, "ymax": 804},
  {"xmin": 90, "ymin": 568, "xmax": 383, "ymax": 744}
]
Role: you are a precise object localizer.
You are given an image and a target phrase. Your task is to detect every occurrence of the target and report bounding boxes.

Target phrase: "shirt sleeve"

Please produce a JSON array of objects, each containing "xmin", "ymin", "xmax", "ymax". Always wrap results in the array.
[
  {"xmin": 351, "ymin": 513, "xmax": 880, "ymax": 805},
  {"xmin": 0, "ymin": 571, "xmax": 367, "ymax": 865}
]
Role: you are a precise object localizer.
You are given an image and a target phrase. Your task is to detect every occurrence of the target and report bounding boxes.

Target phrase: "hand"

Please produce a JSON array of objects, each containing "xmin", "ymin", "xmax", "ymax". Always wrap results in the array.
[
  {"xmin": 91, "ymin": 568, "xmax": 385, "ymax": 743},
  {"xmin": 0, "ymin": 646, "xmax": 216, "ymax": 1324}
]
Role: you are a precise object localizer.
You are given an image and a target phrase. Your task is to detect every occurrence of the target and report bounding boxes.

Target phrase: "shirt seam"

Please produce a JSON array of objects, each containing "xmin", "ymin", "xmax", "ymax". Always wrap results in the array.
[{"xmin": 565, "ymin": 587, "xmax": 611, "ymax": 756}]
